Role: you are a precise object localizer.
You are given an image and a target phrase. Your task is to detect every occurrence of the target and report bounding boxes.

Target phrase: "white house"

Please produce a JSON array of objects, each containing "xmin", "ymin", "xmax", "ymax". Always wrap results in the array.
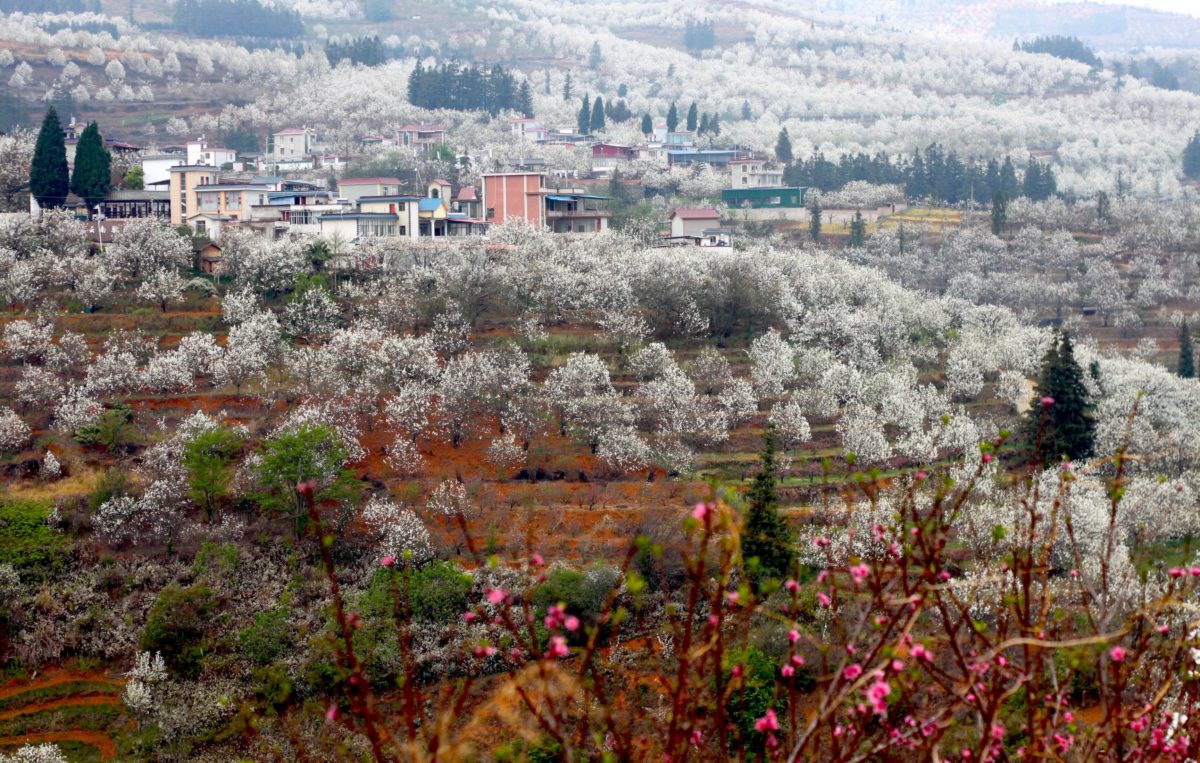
[
  {"xmin": 729, "ymin": 158, "xmax": 784, "ymax": 189},
  {"xmin": 186, "ymin": 139, "xmax": 238, "ymax": 168},
  {"xmin": 272, "ymin": 127, "xmax": 314, "ymax": 161},
  {"xmin": 669, "ymin": 207, "xmax": 721, "ymax": 238}
]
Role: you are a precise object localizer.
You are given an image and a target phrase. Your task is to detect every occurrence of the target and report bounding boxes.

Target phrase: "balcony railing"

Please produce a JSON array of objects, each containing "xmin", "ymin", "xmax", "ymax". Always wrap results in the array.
[{"xmin": 545, "ymin": 207, "xmax": 612, "ymax": 218}]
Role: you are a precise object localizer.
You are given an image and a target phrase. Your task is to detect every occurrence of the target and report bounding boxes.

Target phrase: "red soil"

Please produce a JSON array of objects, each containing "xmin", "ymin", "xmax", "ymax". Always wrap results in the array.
[{"xmin": 0, "ymin": 729, "xmax": 117, "ymax": 760}]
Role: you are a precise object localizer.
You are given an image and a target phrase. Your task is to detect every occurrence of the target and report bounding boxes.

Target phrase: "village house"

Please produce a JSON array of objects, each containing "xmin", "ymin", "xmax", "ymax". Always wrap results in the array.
[
  {"xmin": 337, "ymin": 178, "xmax": 404, "ymax": 204},
  {"xmin": 510, "ymin": 117, "xmax": 547, "ymax": 142},
  {"xmin": 590, "ymin": 143, "xmax": 637, "ymax": 178},
  {"xmin": 186, "ymin": 138, "xmax": 237, "ymax": 168},
  {"xmin": 318, "ymin": 194, "xmax": 421, "ymax": 242},
  {"xmin": 167, "ymin": 165, "xmax": 220, "ymax": 226},
  {"xmin": 482, "ymin": 171, "xmax": 612, "ymax": 234},
  {"xmin": 398, "ymin": 124, "xmax": 446, "ymax": 152},
  {"xmin": 271, "ymin": 127, "xmax": 314, "ymax": 161},
  {"xmin": 729, "ymin": 158, "xmax": 784, "ymax": 189},
  {"xmin": 453, "ymin": 186, "xmax": 481, "ymax": 218},
  {"xmin": 669, "ymin": 207, "xmax": 721, "ymax": 238}
]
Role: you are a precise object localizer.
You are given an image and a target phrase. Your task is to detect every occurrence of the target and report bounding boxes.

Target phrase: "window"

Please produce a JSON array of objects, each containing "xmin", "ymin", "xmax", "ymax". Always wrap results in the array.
[{"xmin": 225, "ymin": 193, "xmax": 241, "ymax": 210}]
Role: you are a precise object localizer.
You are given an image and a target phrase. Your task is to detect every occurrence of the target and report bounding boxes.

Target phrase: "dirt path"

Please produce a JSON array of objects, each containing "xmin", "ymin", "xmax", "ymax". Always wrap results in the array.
[
  {"xmin": 0, "ymin": 694, "xmax": 120, "ymax": 722},
  {"xmin": 0, "ymin": 671, "xmax": 122, "ymax": 703},
  {"xmin": 0, "ymin": 729, "xmax": 118, "ymax": 760}
]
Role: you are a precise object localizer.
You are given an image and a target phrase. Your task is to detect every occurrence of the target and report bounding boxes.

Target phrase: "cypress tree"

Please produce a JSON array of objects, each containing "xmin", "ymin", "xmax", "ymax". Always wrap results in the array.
[
  {"xmin": 1024, "ymin": 333, "xmax": 1095, "ymax": 464},
  {"xmin": 741, "ymin": 99, "xmax": 752, "ymax": 120},
  {"xmin": 590, "ymin": 95, "xmax": 605, "ymax": 132},
  {"xmin": 991, "ymin": 192, "xmax": 1007, "ymax": 236},
  {"xmin": 1183, "ymin": 130, "xmax": 1200, "ymax": 180},
  {"xmin": 775, "ymin": 127, "xmax": 792, "ymax": 165},
  {"xmin": 577, "ymin": 94, "xmax": 590, "ymax": 134},
  {"xmin": 709, "ymin": 113, "xmax": 720, "ymax": 136},
  {"xmin": 742, "ymin": 425, "xmax": 793, "ymax": 585},
  {"xmin": 588, "ymin": 41, "xmax": 602, "ymax": 70},
  {"xmin": 808, "ymin": 195, "xmax": 821, "ymax": 242},
  {"xmin": 640, "ymin": 113, "xmax": 652, "ymax": 135},
  {"xmin": 666, "ymin": 101, "xmax": 679, "ymax": 132},
  {"xmin": 517, "ymin": 80, "xmax": 534, "ymax": 118},
  {"xmin": 30, "ymin": 107, "xmax": 68, "ymax": 209},
  {"xmin": 1179, "ymin": 323, "xmax": 1195, "ymax": 379},
  {"xmin": 71, "ymin": 121, "xmax": 111, "ymax": 215},
  {"xmin": 698, "ymin": 113, "xmax": 710, "ymax": 135},
  {"xmin": 686, "ymin": 101, "xmax": 698, "ymax": 131},
  {"xmin": 849, "ymin": 210, "xmax": 865, "ymax": 247},
  {"xmin": 562, "ymin": 71, "xmax": 572, "ymax": 101}
]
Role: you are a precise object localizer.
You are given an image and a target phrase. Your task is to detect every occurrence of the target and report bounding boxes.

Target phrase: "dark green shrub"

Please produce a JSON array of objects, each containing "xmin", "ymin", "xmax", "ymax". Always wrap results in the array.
[
  {"xmin": 74, "ymin": 405, "xmax": 137, "ymax": 453},
  {"xmin": 140, "ymin": 584, "xmax": 219, "ymax": 678},
  {"xmin": 0, "ymin": 500, "xmax": 69, "ymax": 573},
  {"xmin": 238, "ymin": 607, "xmax": 290, "ymax": 666}
]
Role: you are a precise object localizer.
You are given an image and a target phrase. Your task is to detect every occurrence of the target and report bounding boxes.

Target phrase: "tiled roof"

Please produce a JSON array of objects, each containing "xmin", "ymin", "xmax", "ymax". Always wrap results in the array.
[{"xmin": 672, "ymin": 207, "xmax": 721, "ymax": 219}]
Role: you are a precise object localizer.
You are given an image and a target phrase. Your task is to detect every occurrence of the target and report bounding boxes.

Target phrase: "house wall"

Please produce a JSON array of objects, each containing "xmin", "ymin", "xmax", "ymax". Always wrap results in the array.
[
  {"xmin": 168, "ymin": 168, "xmax": 219, "ymax": 226},
  {"xmin": 482, "ymin": 174, "xmax": 545, "ymax": 227},
  {"xmin": 671, "ymin": 217, "xmax": 718, "ymax": 237}
]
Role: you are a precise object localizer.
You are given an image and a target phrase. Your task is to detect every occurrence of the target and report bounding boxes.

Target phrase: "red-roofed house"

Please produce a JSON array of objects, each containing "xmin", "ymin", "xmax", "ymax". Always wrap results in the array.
[
  {"xmin": 338, "ymin": 177, "xmax": 403, "ymax": 203},
  {"xmin": 670, "ymin": 208, "xmax": 721, "ymax": 238},
  {"xmin": 511, "ymin": 117, "xmax": 546, "ymax": 142},
  {"xmin": 453, "ymin": 186, "xmax": 480, "ymax": 218}
]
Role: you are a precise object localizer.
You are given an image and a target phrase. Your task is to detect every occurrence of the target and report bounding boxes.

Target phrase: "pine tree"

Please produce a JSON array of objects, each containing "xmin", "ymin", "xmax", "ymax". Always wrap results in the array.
[
  {"xmin": 666, "ymin": 102, "xmax": 679, "ymax": 132},
  {"xmin": 991, "ymin": 192, "xmax": 1007, "ymax": 236},
  {"xmin": 709, "ymin": 113, "xmax": 720, "ymax": 136},
  {"xmin": 741, "ymin": 100, "xmax": 752, "ymax": 120},
  {"xmin": 849, "ymin": 210, "xmax": 865, "ymax": 247},
  {"xmin": 30, "ymin": 107, "xmax": 68, "ymax": 209},
  {"xmin": 640, "ymin": 113, "xmax": 652, "ymax": 135},
  {"xmin": 808, "ymin": 195, "xmax": 821, "ymax": 242},
  {"xmin": 999, "ymin": 156, "xmax": 1019, "ymax": 198},
  {"xmin": 686, "ymin": 101, "xmax": 698, "ymax": 131},
  {"xmin": 775, "ymin": 127, "xmax": 792, "ymax": 165},
  {"xmin": 588, "ymin": 41, "xmax": 602, "ymax": 70},
  {"xmin": 698, "ymin": 113, "xmax": 710, "ymax": 135},
  {"xmin": 1024, "ymin": 333, "xmax": 1095, "ymax": 464},
  {"xmin": 1096, "ymin": 190, "xmax": 1111, "ymax": 223},
  {"xmin": 1179, "ymin": 323, "xmax": 1195, "ymax": 379},
  {"xmin": 590, "ymin": 95, "xmax": 605, "ymax": 132},
  {"xmin": 1183, "ymin": 130, "xmax": 1200, "ymax": 181},
  {"xmin": 742, "ymin": 425, "xmax": 793, "ymax": 585},
  {"xmin": 562, "ymin": 71, "xmax": 573, "ymax": 101},
  {"xmin": 577, "ymin": 94, "xmax": 591, "ymax": 134},
  {"xmin": 517, "ymin": 80, "xmax": 534, "ymax": 118}
]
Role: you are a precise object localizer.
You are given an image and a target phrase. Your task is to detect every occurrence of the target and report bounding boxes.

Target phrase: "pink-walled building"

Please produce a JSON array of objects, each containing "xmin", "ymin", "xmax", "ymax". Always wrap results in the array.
[{"xmin": 482, "ymin": 172, "xmax": 546, "ymax": 227}]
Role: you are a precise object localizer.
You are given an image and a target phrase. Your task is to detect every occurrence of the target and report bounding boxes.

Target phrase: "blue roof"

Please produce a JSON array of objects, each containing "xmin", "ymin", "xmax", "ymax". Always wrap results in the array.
[{"xmin": 418, "ymin": 198, "xmax": 444, "ymax": 212}]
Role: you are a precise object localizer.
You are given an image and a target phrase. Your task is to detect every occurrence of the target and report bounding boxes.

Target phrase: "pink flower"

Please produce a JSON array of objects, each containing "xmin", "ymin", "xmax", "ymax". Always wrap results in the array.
[
  {"xmin": 817, "ymin": 570, "xmax": 829, "ymax": 583},
  {"xmin": 708, "ymin": 614, "xmax": 720, "ymax": 627},
  {"xmin": 915, "ymin": 471, "xmax": 928, "ymax": 481},
  {"xmin": 325, "ymin": 704, "xmax": 339, "ymax": 722},
  {"xmin": 727, "ymin": 591, "xmax": 739, "ymax": 605},
  {"xmin": 792, "ymin": 655, "xmax": 806, "ymax": 666},
  {"xmin": 1069, "ymin": 569, "xmax": 1078, "ymax": 578},
  {"xmin": 564, "ymin": 615, "xmax": 580, "ymax": 632},
  {"xmin": 1190, "ymin": 567, "xmax": 1200, "ymax": 577},
  {"xmin": 843, "ymin": 663, "xmax": 863, "ymax": 681},
  {"xmin": 784, "ymin": 579, "xmax": 799, "ymax": 592},
  {"xmin": 1158, "ymin": 624, "xmax": 1170, "ymax": 634},
  {"xmin": 547, "ymin": 636, "xmax": 569, "ymax": 658},
  {"xmin": 689, "ymin": 729, "xmax": 703, "ymax": 746},
  {"xmin": 981, "ymin": 453, "xmax": 993, "ymax": 464},
  {"xmin": 486, "ymin": 588, "xmax": 506, "ymax": 604},
  {"xmin": 691, "ymin": 502, "xmax": 708, "ymax": 521},
  {"xmin": 991, "ymin": 723, "xmax": 1005, "ymax": 741},
  {"xmin": 781, "ymin": 665, "xmax": 795, "ymax": 677},
  {"xmin": 754, "ymin": 708, "xmax": 780, "ymax": 733},
  {"xmin": 817, "ymin": 592, "xmax": 832, "ymax": 607},
  {"xmin": 1170, "ymin": 568, "xmax": 1187, "ymax": 578},
  {"xmin": 892, "ymin": 659, "xmax": 904, "ymax": 672},
  {"xmin": 1041, "ymin": 396, "xmax": 1055, "ymax": 406},
  {"xmin": 531, "ymin": 553, "xmax": 544, "ymax": 566},
  {"xmin": 868, "ymin": 677, "xmax": 892, "ymax": 715},
  {"xmin": 380, "ymin": 555, "xmax": 396, "ymax": 567},
  {"xmin": 849, "ymin": 563, "xmax": 870, "ymax": 585},
  {"xmin": 1110, "ymin": 646, "xmax": 1127, "ymax": 662},
  {"xmin": 463, "ymin": 611, "xmax": 477, "ymax": 623},
  {"xmin": 788, "ymin": 629, "xmax": 800, "ymax": 643},
  {"xmin": 813, "ymin": 537, "xmax": 831, "ymax": 548}
]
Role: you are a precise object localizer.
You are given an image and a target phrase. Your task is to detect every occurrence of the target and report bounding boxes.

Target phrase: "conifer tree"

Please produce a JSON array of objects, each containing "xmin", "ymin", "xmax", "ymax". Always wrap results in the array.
[
  {"xmin": 741, "ymin": 100, "xmax": 752, "ymax": 120},
  {"xmin": 640, "ymin": 113, "xmax": 652, "ymax": 135},
  {"xmin": 1183, "ymin": 130, "xmax": 1200, "ymax": 181},
  {"xmin": 588, "ymin": 41, "xmax": 602, "ymax": 70},
  {"xmin": 666, "ymin": 102, "xmax": 679, "ymax": 132},
  {"xmin": 590, "ymin": 95, "xmax": 605, "ymax": 132},
  {"xmin": 1024, "ymin": 333, "xmax": 1095, "ymax": 464},
  {"xmin": 709, "ymin": 113, "xmax": 720, "ymax": 136},
  {"xmin": 1179, "ymin": 323, "xmax": 1195, "ymax": 379},
  {"xmin": 30, "ymin": 107, "xmax": 68, "ymax": 209},
  {"xmin": 517, "ymin": 80, "xmax": 534, "ymax": 118},
  {"xmin": 686, "ymin": 101, "xmax": 698, "ymax": 131},
  {"xmin": 808, "ymin": 195, "xmax": 821, "ymax": 242},
  {"xmin": 71, "ymin": 121, "xmax": 111, "ymax": 215},
  {"xmin": 775, "ymin": 127, "xmax": 792, "ymax": 164},
  {"xmin": 742, "ymin": 425, "xmax": 792, "ymax": 585},
  {"xmin": 562, "ymin": 71, "xmax": 572, "ymax": 101},
  {"xmin": 849, "ymin": 210, "xmax": 865, "ymax": 247},
  {"xmin": 577, "ymin": 94, "xmax": 591, "ymax": 134},
  {"xmin": 991, "ymin": 192, "xmax": 1007, "ymax": 236},
  {"xmin": 698, "ymin": 113, "xmax": 710, "ymax": 136}
]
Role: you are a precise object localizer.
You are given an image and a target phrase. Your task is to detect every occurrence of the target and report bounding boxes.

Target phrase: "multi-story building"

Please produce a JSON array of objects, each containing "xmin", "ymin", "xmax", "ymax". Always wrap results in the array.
[
  {"xmin": 338, "ymin": 177, "xmax": 404, "ymax": 204},
  {"xmin": 318, "ymin": 195, "xmax": 422, "ymax": 242},
  {"xmin": 271, "ymin": 127, "xmax": 313, "ymax": 161},
  {"xmin": 729, "ymin": 158, "xmax": 784, "ymax": 189},
  {"xmin": 167, "ymin": 165, "xmax": 219, "ymax": 226},
  {"xmin": 186, "ymin": 138, "xmax": 238, "ymax": 167},
  {"xmin": 398, "ymin": 124, "xmax": 446, "ymax": 152},
  {"xmin": 481, "ymin": 172, "xmax": 611, "ymax": 234}
]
